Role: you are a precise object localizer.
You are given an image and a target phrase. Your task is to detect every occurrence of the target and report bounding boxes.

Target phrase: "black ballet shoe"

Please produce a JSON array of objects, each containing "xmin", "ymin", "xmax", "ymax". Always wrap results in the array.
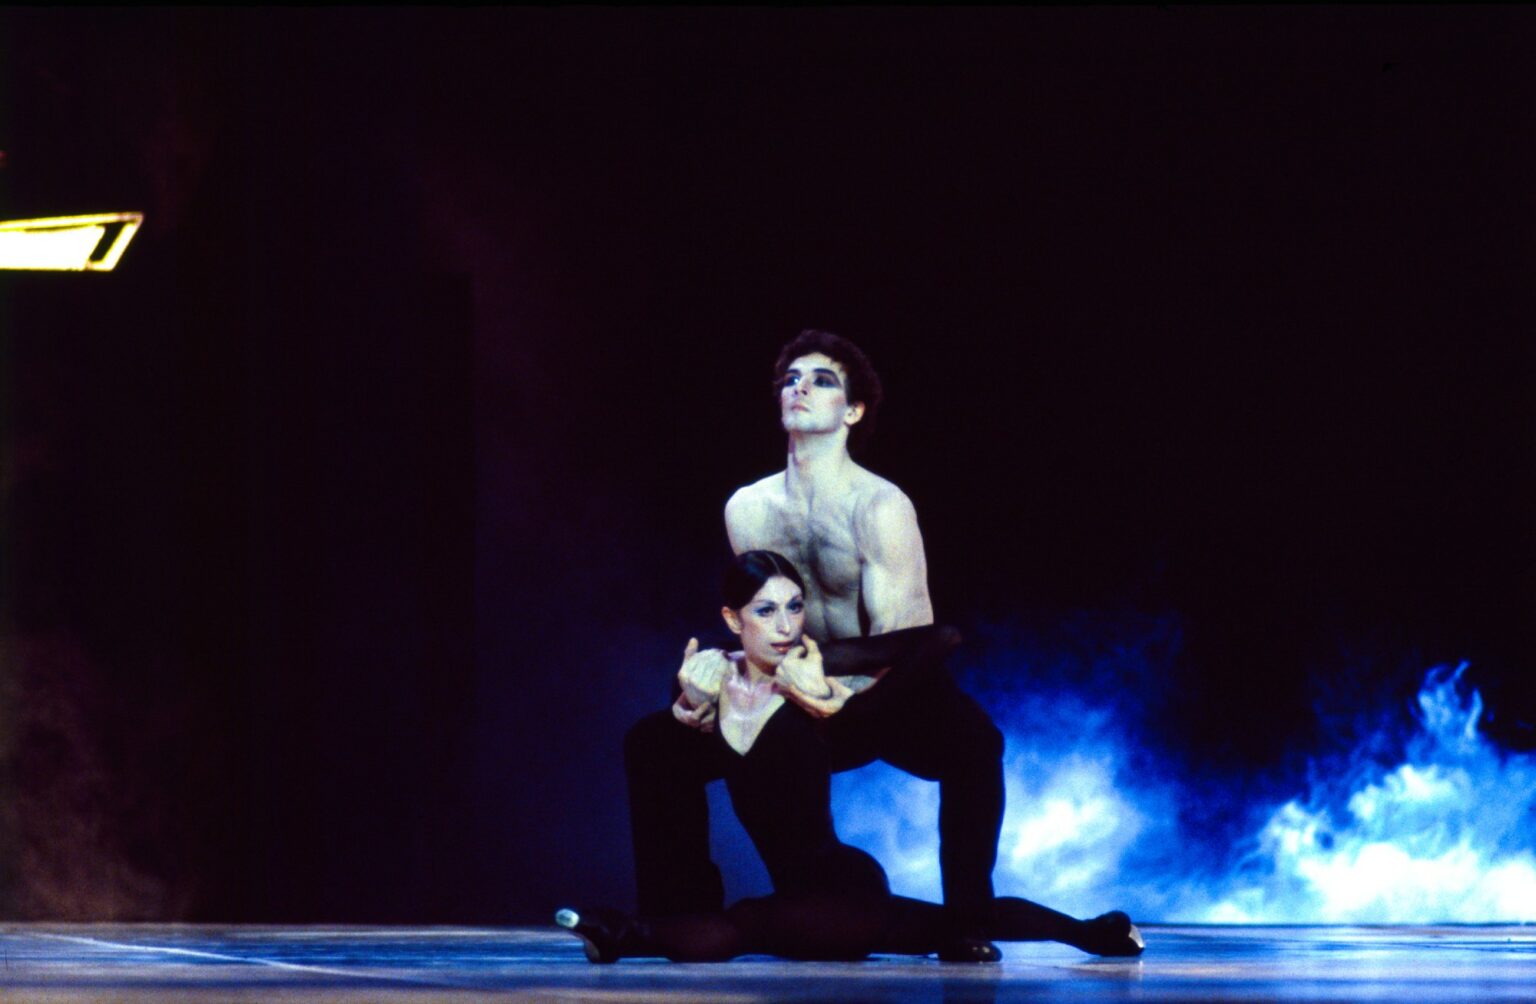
[
  {"xmin": 554, "ymin": 906, "xmax": 635, "ymax": 964},
  {"xmin": 1077, "ymin": 911, "xmax": 1145, "ymax": 958},
  {"xmin": 937, "ymin": 934, "xmax": 1002, "ymax": 963}
]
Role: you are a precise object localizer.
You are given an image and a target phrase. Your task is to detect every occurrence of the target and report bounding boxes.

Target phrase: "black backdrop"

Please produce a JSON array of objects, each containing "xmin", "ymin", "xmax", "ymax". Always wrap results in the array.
[{"xmin": 1, "ymin": 7, "xmax": 1532, "ymax": 922}]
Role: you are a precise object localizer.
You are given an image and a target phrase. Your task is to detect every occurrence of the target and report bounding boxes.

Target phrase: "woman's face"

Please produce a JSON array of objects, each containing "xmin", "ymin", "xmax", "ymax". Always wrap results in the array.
[{"xmin": 723, "ymin": 575, "xmax": 806, "ymax": 673}]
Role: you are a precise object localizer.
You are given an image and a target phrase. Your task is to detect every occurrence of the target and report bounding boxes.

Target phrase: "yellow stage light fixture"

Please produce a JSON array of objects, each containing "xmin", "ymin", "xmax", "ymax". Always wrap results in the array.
[{"xmin": 0, "ymin": 212, "xmax": 144, "ymax": 271}]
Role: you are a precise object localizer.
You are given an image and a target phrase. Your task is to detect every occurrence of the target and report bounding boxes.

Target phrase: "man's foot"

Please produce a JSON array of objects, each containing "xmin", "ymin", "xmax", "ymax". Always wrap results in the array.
[
  {"xmin": 554, "ymin": 907, "xmax": 635, "ymax": 964},
  {"xmin": 937, "ymin": 934, "xmax": 1002, "ymax": 963},
  {"xmin": 1076, "ymin": 911, "xmax": 1145, "ymax": 957}
]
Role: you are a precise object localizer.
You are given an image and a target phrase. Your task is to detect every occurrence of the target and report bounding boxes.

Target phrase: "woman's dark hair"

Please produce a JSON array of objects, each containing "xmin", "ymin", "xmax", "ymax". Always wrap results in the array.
[
  {"xmin": 722, "ymin": 550, "xmax": 806, "ymax": 610},
  {"xmin": 772, "ymin": 329, "xmax": 883, "ymax": 453}
]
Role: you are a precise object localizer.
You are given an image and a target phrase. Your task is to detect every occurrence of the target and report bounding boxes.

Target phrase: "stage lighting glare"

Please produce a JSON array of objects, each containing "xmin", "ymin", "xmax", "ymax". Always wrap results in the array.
[{"xmin": 0, "ymin": 212, "xmax": 144, "ymax": 271}]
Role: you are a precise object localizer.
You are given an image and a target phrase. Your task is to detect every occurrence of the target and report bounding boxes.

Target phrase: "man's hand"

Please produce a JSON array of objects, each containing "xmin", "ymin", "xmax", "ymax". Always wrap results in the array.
[
  {"xmin": 674, "ymin": 638, "xmax": 730, "ymax": 732},
  {"xmin": 775, "ymin": 638, "xmax": 854, "ymax": 718},
  {"xmin": 672, "ymin": 693, "xmax": 717, "ymax": 732}
]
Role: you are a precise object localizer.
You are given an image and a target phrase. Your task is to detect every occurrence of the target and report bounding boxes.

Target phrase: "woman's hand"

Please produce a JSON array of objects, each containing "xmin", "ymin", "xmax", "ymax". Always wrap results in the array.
[
  {"xmin": 674, "ymin": 637, "xmax": 730, "ymax": 731},
  {"xmin": 775, "ymin": 637, "xmax": 854, "ymax": 717}
]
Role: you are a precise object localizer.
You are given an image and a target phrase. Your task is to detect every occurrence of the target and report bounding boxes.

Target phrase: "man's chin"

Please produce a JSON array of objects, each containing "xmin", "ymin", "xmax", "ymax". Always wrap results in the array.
[{"xmin": 783, "ymin": 417, "xmax": 832, "ymax": 434}]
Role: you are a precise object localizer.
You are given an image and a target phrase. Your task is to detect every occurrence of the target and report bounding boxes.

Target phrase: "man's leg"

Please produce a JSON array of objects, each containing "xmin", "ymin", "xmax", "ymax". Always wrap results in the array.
[
  {"xmin": 624, "ymin": 709, "xmax": 730, "ymax": 916},
  {"xmin": 829, "ymin": 665, "xmax": 1004, "ymax": 936}
]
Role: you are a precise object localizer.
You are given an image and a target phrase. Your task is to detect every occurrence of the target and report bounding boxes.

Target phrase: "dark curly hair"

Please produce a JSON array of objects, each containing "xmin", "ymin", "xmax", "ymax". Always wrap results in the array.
[{"xmin": 772, "ymin": 329, "xmax": 883, "ymax": 452}]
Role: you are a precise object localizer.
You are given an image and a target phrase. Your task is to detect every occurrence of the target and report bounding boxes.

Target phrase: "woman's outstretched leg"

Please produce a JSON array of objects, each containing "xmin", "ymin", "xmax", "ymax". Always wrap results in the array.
[
  {"xmin": 728, "ymin": 892, "xmax": 889, "ymax": 961},
  {"xmin": 992, "ymin": 897, "xmax": 1145, "ymax": 957},
  {"xmin": 643, "ymin": 913, "xmax": 746, "ymax": 961},
  {"xmin": 557, "ymin": 894, "xmax": 895, "ymax": 964},
  {"xmin": 875, "ymin": 895, "xmax": 953, "ymax": 955},
  {"xmin": 556, "ymin": 906, "xmax": 743, "ymax": 963},
  {"xmin": 872, "ymin": 896, "xmax": 1145, "ymax": 958}
]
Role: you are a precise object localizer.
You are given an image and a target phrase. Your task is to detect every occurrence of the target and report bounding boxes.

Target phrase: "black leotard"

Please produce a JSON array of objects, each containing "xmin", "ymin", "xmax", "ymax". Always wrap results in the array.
[{"xmin": 610, "ymin": 625, "xmax": 1141, "ymax": 961}]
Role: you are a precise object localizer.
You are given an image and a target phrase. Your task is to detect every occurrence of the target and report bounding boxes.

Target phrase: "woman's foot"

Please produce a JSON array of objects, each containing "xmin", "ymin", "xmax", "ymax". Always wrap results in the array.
[
  {"xmin": 554, "ymin": 906, "xmax": 636, "ymax": 964},
  {"xmin": 1075, "ymin": 911, "xmax": 1145, "ymax": 957}
]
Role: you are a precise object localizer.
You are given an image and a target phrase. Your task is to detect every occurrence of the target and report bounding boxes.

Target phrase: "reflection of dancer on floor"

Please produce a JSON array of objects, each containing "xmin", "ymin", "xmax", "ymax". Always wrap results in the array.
[{"xmin": 557, "ymin": 551, "xmax": 1143, "ymax": 962}]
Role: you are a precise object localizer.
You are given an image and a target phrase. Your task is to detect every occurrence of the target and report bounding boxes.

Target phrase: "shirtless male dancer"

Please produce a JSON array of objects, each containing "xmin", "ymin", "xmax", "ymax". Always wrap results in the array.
[
  {"xmin": 626, "ymin": 330, "xmax": 1143, "ymax": 960},
  {"xmin": 626, "ymin": 329, "xmax": 1007, "ymax": 962}
]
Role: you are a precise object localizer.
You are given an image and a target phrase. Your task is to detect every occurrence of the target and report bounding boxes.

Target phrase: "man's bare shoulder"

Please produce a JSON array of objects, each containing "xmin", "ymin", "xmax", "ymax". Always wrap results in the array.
[
  {"xmin": 729, "ymin": 472, "xmax": 786, "ymax": 503},
  {"xmin": 850, "ymin": 471, "xmax": 922, "ymax": 542},
  {"xmin": 849, "ymin": 467, "xmax": 914, "ymax": 512},
  {"xmin": 725, "ymin": 473, "xmax": 786, "ymax": 546},
  {"xmin": 726, "ymin": 473, "xmax": 786, "ymax": 516}
]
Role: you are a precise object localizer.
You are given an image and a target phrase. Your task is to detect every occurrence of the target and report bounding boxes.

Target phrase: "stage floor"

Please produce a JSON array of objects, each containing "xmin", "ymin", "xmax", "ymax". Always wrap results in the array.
[{"xmin": 1, "ymin": 924, "xmax": 1532, "ymax": 1002}]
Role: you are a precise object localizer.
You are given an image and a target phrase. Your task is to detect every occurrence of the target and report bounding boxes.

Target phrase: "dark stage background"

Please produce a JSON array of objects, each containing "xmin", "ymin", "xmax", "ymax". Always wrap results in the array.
[{"xmin": 1, "ymin": 8, "xmax": 1532, "ymax": 922}]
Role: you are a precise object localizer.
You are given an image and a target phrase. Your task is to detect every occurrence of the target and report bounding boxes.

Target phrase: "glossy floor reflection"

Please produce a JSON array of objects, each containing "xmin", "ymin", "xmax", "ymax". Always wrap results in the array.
[{"xmin": 1, "ymin": 924, "xmax": 1532, "ymax": 1002}]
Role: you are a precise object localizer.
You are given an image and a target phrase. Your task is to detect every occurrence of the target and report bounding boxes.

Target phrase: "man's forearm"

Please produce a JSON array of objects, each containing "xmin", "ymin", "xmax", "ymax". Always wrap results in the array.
[{"xmin": 868, "ymin": 597, "xmax": 935, "ymax": 634}]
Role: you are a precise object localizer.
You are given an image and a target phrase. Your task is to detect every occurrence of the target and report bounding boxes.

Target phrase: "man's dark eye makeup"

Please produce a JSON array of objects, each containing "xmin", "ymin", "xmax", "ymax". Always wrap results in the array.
[{"xmin": 782, "ymin": 369, "xmax": 842, "ymax": 389}]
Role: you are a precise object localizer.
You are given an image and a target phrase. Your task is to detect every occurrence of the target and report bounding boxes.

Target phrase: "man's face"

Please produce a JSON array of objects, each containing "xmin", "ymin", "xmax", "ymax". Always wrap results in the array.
[{"xmin": 779, "ymin": 352, "xmax": 863, "ymax": 435}]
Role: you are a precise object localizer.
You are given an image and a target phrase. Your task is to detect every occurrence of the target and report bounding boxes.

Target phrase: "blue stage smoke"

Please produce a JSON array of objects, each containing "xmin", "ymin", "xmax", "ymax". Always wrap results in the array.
[{"xmin": 828, "ymin": 621, "xmax": 1536, "ymax": 924}]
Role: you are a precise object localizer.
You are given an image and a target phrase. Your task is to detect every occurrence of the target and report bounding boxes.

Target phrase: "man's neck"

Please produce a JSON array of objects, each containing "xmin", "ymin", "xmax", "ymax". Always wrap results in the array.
[{"xmin": 784, "ymin": 431, "xmax": 855, "ymax": 499}]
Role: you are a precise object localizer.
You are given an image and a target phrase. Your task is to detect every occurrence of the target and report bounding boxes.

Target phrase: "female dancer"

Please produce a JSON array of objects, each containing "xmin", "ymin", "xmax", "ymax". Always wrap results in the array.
[{"xmin": 557, "ymin": 550, "xmax": 1144, "ymax": 963}]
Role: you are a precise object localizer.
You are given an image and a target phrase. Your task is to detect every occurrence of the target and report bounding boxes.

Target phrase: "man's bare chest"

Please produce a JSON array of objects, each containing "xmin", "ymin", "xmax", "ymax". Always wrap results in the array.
[{"xmin": 756, "ymin": 502, "xmax": 862, "ymax": 597}]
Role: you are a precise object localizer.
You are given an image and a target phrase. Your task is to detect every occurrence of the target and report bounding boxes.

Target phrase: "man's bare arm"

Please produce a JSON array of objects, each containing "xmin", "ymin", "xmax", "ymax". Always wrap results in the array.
[
  {"xmin": 858, "ymin": 488, "xmax": 935, "ymax": 633},
  {"xmin": 724, "ymin": 486, "xmax": 764, "ymax": 555}
]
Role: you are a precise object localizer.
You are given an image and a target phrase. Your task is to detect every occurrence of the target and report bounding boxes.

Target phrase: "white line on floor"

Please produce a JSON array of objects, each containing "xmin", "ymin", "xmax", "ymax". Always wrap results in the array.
[{"xmin": 28, "ymin": 932, "xmax": 457, "ymax": 988}]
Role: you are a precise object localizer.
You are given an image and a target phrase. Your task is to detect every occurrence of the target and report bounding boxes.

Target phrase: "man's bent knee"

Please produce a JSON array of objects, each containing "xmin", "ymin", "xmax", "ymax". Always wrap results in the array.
[
  {"xmin": 624, "ymin": 708, "xmax": 680, "ymax": 769},
  {"xmin": 977, "ymin": 716, "xmax": 1003, "ymax": 761},
  {"xmin": 946, "ymin": 708, "xmax": 1003, "ymax": 768}
]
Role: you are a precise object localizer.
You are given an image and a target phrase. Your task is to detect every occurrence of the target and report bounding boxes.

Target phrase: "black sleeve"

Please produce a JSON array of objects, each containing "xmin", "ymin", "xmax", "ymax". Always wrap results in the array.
[{"xmin": 818, "ymin": 624, "xmax": 961, "ymax": 680}]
